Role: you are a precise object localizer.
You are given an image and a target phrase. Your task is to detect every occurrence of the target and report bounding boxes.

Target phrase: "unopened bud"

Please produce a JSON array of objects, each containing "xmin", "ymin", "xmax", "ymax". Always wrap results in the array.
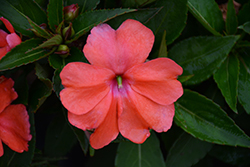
[
  {"xmin": 64, "ymin": 4, "xmax": 79, "ymax": 23},
  {"xmin": 55, "ymin": 45, "xmax": 70, "ymax": 58},
  {"xmin": 62, "ymin": 22, "xmax": 75, "ymax": 40}
]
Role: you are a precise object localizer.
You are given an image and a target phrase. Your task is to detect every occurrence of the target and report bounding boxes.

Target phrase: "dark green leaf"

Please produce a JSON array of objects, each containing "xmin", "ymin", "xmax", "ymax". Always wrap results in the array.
[
  {"xmin": 47, "ymin": 0, "xmax": 63, "ymax": 32},
  {"xmin": 27, "ymin": 17, "xmax": 52, "ymax": 38},
  {"xmin": 44, "ymin": 111, "xmax": 77, "ymax": 157},
  {"xmin": 213, "ymin": 54, "xmax": 239, "ymax": 113},
  {"xmin": 31, "ymin": 35, "xmax": 63, "ymax": 50},
  {"xmin": 52, "ymin": 69, "xmax": 64, "ymax": 97},
  {"xmin": 188, "ymin": 0, "xmax": 224, "ymax": 36},
  {"xmin": 168, "ymin": 36, "xmax": 240, "ymax": 85},
  {"xmin": 146, "ymin": 0, "xmax": 188, "ymax": 45},
  {"xmin": 115, "ymin": 132, "xmax": 165, "ymax": 167},
  {"xmin": 158, "ymin": 30, "xmax": 167, "ymax": 58},
  {"xmin": 107, "ymin": 8, "xmax": 162, "ymax": 30},
  {"xmin": 166, "ymin": 132, "xmax": 213, "ymax": 167},
  {"xmin": 70, "ymin": 125, "xmax": 89, "ymax": 155},
  {"xmin": 174, "ymin": 89, "xmax": 250, "ymax": 147},
  {"xmin": 236, "ymin": 40, "xmax": 250, "ymax": 48},
  {"xmin": 122, "ymin": 0, "xmax": 156, "ymax": 8},
  {"xmin": 226, "ymin": 0, "xmax": 238, "ymax": 34},
  {"xmin": 0, "ymin": 39, "xmax": 51, "ymax": 71},
  {"xmin": 238, "ymin": 48, "xmax": 250, "ymax": 114},
  {"xmin": 238, "ymin": 21, "xmax": 250, "ymax": 34},
  {"xmin": 70, "ymin": 8, "xmax": 136, "ymax": 42},
  {"xmin": 238, "ymin": 1, "xmax": 250, "ymax": 25}
]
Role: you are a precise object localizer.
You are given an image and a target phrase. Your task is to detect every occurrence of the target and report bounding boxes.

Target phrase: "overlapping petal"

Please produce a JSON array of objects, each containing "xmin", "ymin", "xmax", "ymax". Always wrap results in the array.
[
  {"xmin": 0, "ymin": 30, "xmax": 8, "ymax": 47},
  {"xmin": 60, "ymin": 62, "xmax": 115, "ymax": 87},
  {"xmin": 68, "ymin": 92, "xmax": 112, "ymax": 130},
  {"xmin": 0, "ymin": 76, "xmax": 18, "ymax": 113},
  {"xmin": 0, "ymin": 104, "xmax": 32, "ymax": 154},
  {"xmin": 124, "ymin": 58, "xmax": 183, "ymax": 105},
  {"xmin": 6, "ymin": 33, "xmax": 21, "ymax": 50},
  {"xmin": 83, "ymin": 19, "xmax": 154, "ymax": 74},
  {"xmin": 89, "ymin": 96, "xmax": 119, "ymax": 149},
  {"xmin": 129, "ymin": 90, "xmax": 175, "ymax": 132}
]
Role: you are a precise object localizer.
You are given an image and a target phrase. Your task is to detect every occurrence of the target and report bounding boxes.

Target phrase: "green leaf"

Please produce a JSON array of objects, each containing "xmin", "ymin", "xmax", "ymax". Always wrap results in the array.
[
  {"xmin": 238, "ymin": 48, "xmax": 250, "ymax": 114},
  {"xmin": 52, "ymin": 69, "xmax": 64, "ymax": 97},
  {"xmin": 115, "ymin": 132, "xmax": 165, "ymax": 167},
  {"xmin": 107, "ymin": 8, "xmax": 162, "ymax": 30},
  {"xmin": 146, "ymin": 0, "xmax": 188, "ymax": 45},
  {"xmin": 0, "ymin": 39, "xmax": 51, "ymax": 71},
  {"xmin": 27, "ymin": 17, "xmax": 52, "ymax": 38},
  {"xmin": 65, "ymin": 0, "xmax": 100, "ymax": 13},
  {"xmin": 47, "ymin": 0, "xmax": 63, "ymax": 32},
  {"xmin": 213, "ymin": 54, "xmax": 239, "ymax": 113},
  {"xmin": 31, "ymin": 34, "xmax": 63, "ymax": 50},
  {"xmin": 44, "ymin": 111, "xmax": 77, "ymax": 157},
  {"xmin": 226, "ymin": 0, "xmax": 238, "ymax": 35},
  {"xmin": 238, "ymin": 21, "xmax": 250, "ymax": 34},
  {"xmin": 187, "ymin": 0, "xmax": 224, "ymax": 36},
  {"xmin": 168, "ymin": 36, "xmax": 240, "ymax": 85},
  {"xmin": 174, "ymin": 89, "xmax": 250, "ymax": 147},
  {"xmin": 238, "ymin": 1, "xmax": 250, "ymax": 25},
  {"xmin": 236, "ymin": 40, "xmax": 250, "ymax": 48},
  {"xmin": 158, "ymin": 30, "xmax": 167, "ymax": 58},
  {"xmin": 166, "ymin": 132, "xmax": 213, "ymax": 167},
  {"xmin": 70, "ymin": 8, "xmax": 136, "ymax": 42},
  {"xmin": 122, "ymin": 0, "xmax": 156, "ymax": 8},
  {"xmin": 70, "ymin": 125, "xmax": 89, "ymax": 155}
]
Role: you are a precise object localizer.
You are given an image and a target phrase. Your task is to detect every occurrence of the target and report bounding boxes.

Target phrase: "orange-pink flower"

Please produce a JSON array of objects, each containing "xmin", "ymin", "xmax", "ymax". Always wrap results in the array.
[
  {"xmin": 60, "ymin": 19, "xmax": 183, "ymax": 149},
  {"xmin": 0, "ymin": 76, "xmax": 32, "ymax": 156},
  {"xmin": 0, "ymin": 17, "xmax": 21, "ymax": 60}
]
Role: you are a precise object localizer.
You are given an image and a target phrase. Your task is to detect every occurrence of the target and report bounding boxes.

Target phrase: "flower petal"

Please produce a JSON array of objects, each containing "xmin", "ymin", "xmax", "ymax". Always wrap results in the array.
[
  {"xmin": 0, "ymin": 17, "xmax": 15, "ymax": 33},
  {"xmin": 60, "ymin": 62, "xmax": 115, "ymax": 88},
  {"xmin": 0, "ymin": 76, "xmax": 18, "ymax": 113},
  {"xmin": 124, "ymin": 58, "xmax": 183, "ymax": 105},
  {"xmin": 0, "ymin": 140, "xmax": 3, "ymax": 157},
  {"xmin": 0, "ymin": 104, "xmax": 32, "ymax": 153},
  {"xmin": 68, "ymin": 91, "xmax": 112, "ymax": 130},
  {"xmin": 118, "ymin": 89, "xmax": 150, "ymax": 143},
  {"xmin": 0, "ymin": 46, "xmax": 8, "ymax": 60},
  {"xmin": 83, "ymin": 19, "xmax": 154, "ymax": 74},
  {"xmin": 0, "ymin": 29, "xmax": 8, "ymax": 47},
  {"xmin": 6, "ymin": 33, "xmax": 21, "ymax": 49},
  {"xmin": 60, "ymin": 84, "xmax": 110, "ymax": 115},
  {"xmin": 130, "ymin": 91, "xmax": 175, "ymax": 132},
  {"xmin": 89, "ymin": 96, "xmax": 119, "ymax": 149}
]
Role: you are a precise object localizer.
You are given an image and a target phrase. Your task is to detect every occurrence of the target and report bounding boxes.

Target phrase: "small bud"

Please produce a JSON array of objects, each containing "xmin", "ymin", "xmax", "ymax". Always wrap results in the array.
[
  {"xmin": 62, "ymin": 22, "xmax": 75, "ymax": 40},
  {"xmin": 64, "ymin": 4, "xmax": 79, "ymax": 23},
  {"xmin": 55, "ymin": 45, "xmax": 70, "ymax": 58}
]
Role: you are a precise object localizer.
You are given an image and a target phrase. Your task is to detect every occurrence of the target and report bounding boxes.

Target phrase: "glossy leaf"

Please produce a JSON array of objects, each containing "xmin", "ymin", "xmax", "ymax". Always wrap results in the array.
[
  {"xmin": 213, "ymin": 54, "xmax": 239, "ymax": 113},
  {"xmin": 166, "ymin": 132, "xmax": 213, "ymax": 167},
  {"xmin": 238, "ymin": 21, "xmax": 250, "ymax": 34},
  {"xmin": 0, "ymin": 39, "xmax": 51, "ymax": 71},
  {"xmin": 188, "ymin": 0, "xmax": 224, "ymax": 36},
  {"xmin": 70, "ymin": 8, "xmax": 136, "ymax": 42},
  {"xmin": 226, "ymin": 0, "xmax": 238, "ymax": 35},
  {"xmin": 115, "ymin": 132, "xmax": 165, "ymax": 167},
  {"xmin": 168, "ymin": 36, "xmax": 240, "ymax": 85},
  {"xmin": 47, "ymin": 0, "xmax": 63, "ymax": 32},
  {"xmin": 238, "ymin": 1, "xmax": 250, "ymax": 25},
  {"xmin": 174, "ymin": 89, "xmax": 250, "ymax": 147},
  {"xmin": 238, "ymin": 48, "xmax": 250, "ymax": 114},
  {"xmin": 146, "ymin": 0, "xmax": 188, "ymax": 45},
  {"xmin": 44, "ymin": 112, "xmax": 77, "ymax": 157},
  {"xmin": 27, "ymin": 17, "xmax": 52, "ymax": 38},
  {"xmin": 158, "ymin": 30, "xmax": 167, "ymax": 58}
]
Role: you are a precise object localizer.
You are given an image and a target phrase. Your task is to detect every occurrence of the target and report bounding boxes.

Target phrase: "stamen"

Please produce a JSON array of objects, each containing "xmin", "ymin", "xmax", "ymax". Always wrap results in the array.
[{"xmin": 116, "ymin": 76, "xmax": 123, "ymax": 89}]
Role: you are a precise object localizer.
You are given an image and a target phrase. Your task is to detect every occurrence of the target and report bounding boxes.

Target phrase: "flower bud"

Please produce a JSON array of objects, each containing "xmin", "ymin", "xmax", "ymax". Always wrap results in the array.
[
  {"xmin": 55, "ymin": 44, "xmax": 70, "ymax": 58},
  {"xmin": 62, "ymin": 22, "xmax": 75, "ymax": 40},
  {"xmin": 64, "ymin": 4, "xmax": 79, "ymax": 23}
]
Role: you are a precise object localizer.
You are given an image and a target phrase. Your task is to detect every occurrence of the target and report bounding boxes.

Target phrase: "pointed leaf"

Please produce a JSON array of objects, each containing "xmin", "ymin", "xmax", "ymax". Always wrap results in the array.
[
  {"xmin": 70, "ymin": 8, "xmax": 136, "ymax": 42},
  {"xmin": 0, "ymin": 39, "xmax": 51, "ymax": 71},
  {"xmin": 238, "ymin": 1, "xmax": 250, "ymax": 25},
  {"xmin": 187, "ymin": 0, "xmax": 224, "ymax": 36},
  {"xmin": 226, "ymin": 0, "xmax": 238, "ymax": 34},
  {"xmin": 213, "ymin": 54, "xmax": 239, "ymax": 113},
  {"xmin": 0, "ymin": 0, "xmax": 46, "ymax": 36},
  {"xmin": 47, "ymin": 0, "xmax": 63, "ymax": 32},
  {"xmin": 238, "ymin": 21, "xmax": 250, "ymax": 34},
  {"xmin": 158, "ymin": 30, "xmax": 167, "ymax": 58},
  {"xmin": 32, "ymin": 35, "xmax": 63, "ymax": 50},
  {"xmin": 168, "ymin": 36, "xmax": 240, "ymax": 85},
  {"xmin": 166, "ymin": 132, "xmax": 213, "ymax": 167},
  {"xmin": 70, "ymin": 125, "xmax": 89, "ymax": 155},
  {"xmin": 238, "ymin": 48, "xmax": 250, "ymax": 114},
  {"xmin": 146, "ymin": 0, "xmax": 188, "ymax": 45},
  {"xmin": 27, "ymin": 17, "xmax": 52, "ymax": 38},
  {"xmin": 115, "ymin": 132, "xmax": 165, "ymax": 167},
  {"xmin": 174, "ymin": 89, "xmax": 250, "ymax": 147}
]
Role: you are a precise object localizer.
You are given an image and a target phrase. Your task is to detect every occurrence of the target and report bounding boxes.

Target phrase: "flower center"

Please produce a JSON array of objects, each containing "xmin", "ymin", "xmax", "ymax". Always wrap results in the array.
[{"xmin": 116, "ymin": 76, "xmax": 123, "ymax": 89}]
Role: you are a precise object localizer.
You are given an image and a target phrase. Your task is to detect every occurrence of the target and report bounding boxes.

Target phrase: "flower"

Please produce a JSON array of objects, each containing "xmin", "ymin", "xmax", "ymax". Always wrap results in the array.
[
  {"xmin": 0, "ymin": 76, "xmax": 32, "ymax": 156},
  {"xmin": 0, "ymin": 17, "xmax": 21, "ymax": 60},
  {"xmin": 60, "ymin": 19, "xmax": 183, "ymax": 149}
]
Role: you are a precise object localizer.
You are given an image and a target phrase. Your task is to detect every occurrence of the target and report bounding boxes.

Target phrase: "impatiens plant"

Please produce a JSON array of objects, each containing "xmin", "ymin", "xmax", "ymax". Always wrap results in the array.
[{"xmin": 0, "ymin": 0, "xmax": 250, "ymax": 166}]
